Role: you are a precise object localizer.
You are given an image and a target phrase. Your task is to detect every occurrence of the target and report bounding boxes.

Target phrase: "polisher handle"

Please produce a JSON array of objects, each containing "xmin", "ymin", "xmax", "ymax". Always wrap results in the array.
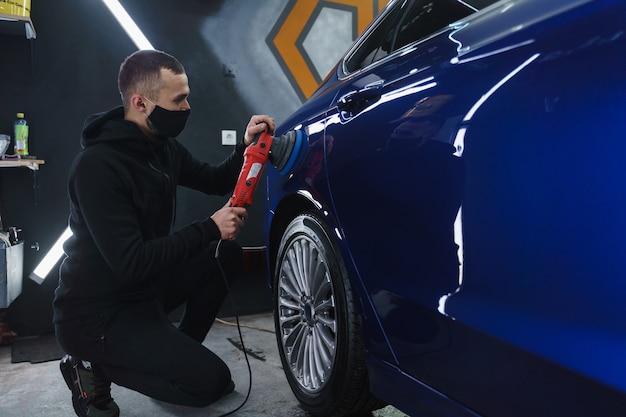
[{"xmin": 230, "ymin": 128, "xmax": 274, "ymax": 207}]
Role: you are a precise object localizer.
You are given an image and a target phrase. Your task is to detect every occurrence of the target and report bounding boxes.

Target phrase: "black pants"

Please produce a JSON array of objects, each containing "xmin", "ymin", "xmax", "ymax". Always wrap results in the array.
[{"xmin": 55, "ymin": 240, "xmax": 242, "ymax": 408}]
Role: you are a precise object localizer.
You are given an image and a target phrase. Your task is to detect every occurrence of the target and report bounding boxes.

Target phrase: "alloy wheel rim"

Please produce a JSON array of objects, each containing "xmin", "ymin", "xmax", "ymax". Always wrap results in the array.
[{"xmin": 277, "ymin": 235, "xmax": 337, "ymax": 392}]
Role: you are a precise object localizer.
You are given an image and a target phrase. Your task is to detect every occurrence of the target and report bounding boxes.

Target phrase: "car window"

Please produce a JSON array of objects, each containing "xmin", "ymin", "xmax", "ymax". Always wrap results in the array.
[{"xmin": 344, "ymin": 0, "xmax": 496, "ymax": 74}]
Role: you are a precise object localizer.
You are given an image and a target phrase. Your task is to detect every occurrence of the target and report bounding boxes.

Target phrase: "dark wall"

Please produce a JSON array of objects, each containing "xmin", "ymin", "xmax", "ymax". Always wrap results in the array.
[{"xmin": 0, "ymin": 0, "xmax": 305, "ymax": 336}]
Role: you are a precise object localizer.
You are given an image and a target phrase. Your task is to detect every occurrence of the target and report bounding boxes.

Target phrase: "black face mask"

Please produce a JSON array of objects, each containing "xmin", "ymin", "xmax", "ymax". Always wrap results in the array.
[{"xmin": 146, "ymin": 101, "xmax": 190, "ymax": 138}]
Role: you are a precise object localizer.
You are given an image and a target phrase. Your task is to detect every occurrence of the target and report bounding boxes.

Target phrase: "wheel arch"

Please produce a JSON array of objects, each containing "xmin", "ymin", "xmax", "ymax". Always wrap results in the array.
[
  {"xmin": 268, "ymin": 190, "xmax": 397, "ymax": 362},
  {"xmin": 268, "ymin": 192, "xmax": 330, "ymax": 280}
]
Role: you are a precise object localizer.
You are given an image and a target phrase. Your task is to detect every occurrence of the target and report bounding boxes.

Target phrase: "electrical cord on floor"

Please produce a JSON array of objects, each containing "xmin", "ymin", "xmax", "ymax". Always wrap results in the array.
[
  {"xmin": 215, "ymin": 318, "xmax": 274, "ymax": 334},
  {"xmin": 214, "ymin": 239, "xmax": 253, "ymax": 417}
]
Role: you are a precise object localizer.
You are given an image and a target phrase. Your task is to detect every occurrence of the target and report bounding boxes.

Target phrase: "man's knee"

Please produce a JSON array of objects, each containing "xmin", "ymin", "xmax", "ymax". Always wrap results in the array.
[{"xmin": 173, "ymin": 357, "xmax": 232, "ymax": 407}]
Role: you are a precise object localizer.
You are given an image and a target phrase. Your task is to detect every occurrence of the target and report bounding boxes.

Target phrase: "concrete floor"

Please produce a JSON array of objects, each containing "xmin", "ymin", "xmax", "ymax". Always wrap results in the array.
[{"xmin": 0, "ymin": 313, "xmax": 408, "ymax": 417}]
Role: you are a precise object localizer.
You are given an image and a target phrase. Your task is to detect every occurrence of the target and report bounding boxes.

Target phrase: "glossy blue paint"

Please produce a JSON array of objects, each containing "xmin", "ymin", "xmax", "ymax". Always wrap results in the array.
[{"xmin": 264, "ymin": 0, "xmax": 626, "ymax": 415}]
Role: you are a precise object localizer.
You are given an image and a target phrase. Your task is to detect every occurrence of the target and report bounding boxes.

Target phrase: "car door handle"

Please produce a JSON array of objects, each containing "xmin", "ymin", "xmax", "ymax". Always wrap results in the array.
[{"xmin": 337, "ymin": 80, "xmax": 384, "ymax": 118}]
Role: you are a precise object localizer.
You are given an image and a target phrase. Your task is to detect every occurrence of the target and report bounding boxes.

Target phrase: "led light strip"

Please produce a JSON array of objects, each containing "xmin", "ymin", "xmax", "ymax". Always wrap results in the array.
[
  {"xmin": 29, "ymin": 227, "xmax": 73, "ymax": 284},
  {"xmin": 101, "ymin": 0, "xmax": 154, "ymax": 50},
  {"xmin": 30, "ymin": 1, "xmax": 154, "ymax": 283}
]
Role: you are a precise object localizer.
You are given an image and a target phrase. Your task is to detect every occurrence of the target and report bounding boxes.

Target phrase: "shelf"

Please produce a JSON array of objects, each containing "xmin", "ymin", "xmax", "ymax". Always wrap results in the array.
[
  {"xmin": 0, "ymin": 159, "xmax": 44, "ymax": 170},
  {"xmin": 0, "ymin": 13, "xmax": 36, "ymax": 39}
]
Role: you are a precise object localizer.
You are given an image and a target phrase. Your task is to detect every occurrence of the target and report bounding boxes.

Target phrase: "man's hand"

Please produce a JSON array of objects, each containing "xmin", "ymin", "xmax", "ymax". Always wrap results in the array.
[
  {"xmin": 211, "ymin": 201, "xmax": 248, "ymax": 241},
  {"xmin": 244, "ymin": 115, "xmax": 275, "ymax": 146}
]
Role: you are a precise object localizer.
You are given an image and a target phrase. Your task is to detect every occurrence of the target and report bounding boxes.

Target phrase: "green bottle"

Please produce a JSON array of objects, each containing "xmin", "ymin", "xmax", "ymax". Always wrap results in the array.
[{"xmin": 13, "ymin": 112, "xmax": 29, "ymax": 156}]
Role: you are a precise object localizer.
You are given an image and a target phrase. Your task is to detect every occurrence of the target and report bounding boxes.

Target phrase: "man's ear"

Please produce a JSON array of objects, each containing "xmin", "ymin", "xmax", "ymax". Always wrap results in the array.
[{"xmin": 130, "ymin": 94, "xmax": 148, "ymax": 113}]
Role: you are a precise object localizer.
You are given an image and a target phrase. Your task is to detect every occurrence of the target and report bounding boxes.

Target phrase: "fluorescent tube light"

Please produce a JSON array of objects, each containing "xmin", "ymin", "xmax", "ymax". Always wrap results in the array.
[
  {"xmin": 29, "ymin": 227, "xmax": 73, "ymax": 284},
  {"xmin": 101, "ymin": 0, "xmax": 154, "ymax": 50}
]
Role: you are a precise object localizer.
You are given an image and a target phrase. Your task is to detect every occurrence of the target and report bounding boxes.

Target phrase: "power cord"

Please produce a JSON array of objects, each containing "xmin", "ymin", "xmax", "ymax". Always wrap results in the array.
[
  {"xmin": 214, "ymin": 239, "xmax": 253, "ymax": 417},
  {"xmin": 215, "ymin": 318, "xmax": 274, "ymax": 334}
]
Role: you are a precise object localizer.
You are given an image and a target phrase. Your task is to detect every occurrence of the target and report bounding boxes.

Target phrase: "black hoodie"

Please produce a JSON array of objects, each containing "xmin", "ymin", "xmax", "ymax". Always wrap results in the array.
[{"xmin": 53, "ymin": 106, "xmax": 246, "ymax": 322}]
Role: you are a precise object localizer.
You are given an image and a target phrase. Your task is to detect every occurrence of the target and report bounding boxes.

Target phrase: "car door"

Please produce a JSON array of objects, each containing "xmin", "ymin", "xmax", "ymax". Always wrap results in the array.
[{"xmin": 324, "ymin": 0, "xmax": 500, "ymax": 369}]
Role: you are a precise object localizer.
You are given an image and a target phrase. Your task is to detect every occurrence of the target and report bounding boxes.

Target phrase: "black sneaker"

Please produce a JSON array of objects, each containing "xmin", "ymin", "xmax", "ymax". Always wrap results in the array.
[{"xmin": 60, "ymin": 354, "xmax": 120, "ymax": 417}]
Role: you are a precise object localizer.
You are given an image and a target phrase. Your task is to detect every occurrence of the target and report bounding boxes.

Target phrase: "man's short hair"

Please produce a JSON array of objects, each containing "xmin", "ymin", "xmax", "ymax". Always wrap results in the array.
[{"xmin": 118, "ymin": 50, "xmax": 185, "ymax": 109}]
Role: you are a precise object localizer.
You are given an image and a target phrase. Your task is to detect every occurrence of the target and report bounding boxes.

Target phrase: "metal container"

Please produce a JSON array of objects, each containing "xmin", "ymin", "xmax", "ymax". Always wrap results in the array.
[{"xmin": 0, "ymin": 241, "xmax": 23, "ymax": 308}]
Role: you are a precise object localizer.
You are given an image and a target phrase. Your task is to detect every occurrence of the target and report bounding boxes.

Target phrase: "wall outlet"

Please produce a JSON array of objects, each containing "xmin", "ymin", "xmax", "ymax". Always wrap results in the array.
[{"xmin": 221, "ymin": 130, "xmax": 237, "ymax": 145}]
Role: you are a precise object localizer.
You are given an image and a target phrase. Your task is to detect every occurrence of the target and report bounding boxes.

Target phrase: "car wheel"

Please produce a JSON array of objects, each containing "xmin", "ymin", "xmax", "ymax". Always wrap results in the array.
[{"xmin": 274, "ymin": 211, "xmax": 384, "ymax": 417}]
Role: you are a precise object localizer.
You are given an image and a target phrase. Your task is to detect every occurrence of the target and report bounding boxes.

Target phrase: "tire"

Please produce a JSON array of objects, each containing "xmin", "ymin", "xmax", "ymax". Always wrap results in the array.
[{"xmin": 273, "ymin": 211, "xmax": 384, "ymax": 417}]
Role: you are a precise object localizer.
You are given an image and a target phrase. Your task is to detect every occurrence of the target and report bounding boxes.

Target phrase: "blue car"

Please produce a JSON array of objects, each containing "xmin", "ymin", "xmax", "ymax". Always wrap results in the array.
[{"xmin": 262, "ymin": 0, "xmax": 626, "ymax": 416}]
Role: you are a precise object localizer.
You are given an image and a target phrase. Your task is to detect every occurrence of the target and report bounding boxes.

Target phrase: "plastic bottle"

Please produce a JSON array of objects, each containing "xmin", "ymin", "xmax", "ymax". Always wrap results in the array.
[{"xmin": 13, "ymin": 112, "xmax": 29, "ymax": 156}]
